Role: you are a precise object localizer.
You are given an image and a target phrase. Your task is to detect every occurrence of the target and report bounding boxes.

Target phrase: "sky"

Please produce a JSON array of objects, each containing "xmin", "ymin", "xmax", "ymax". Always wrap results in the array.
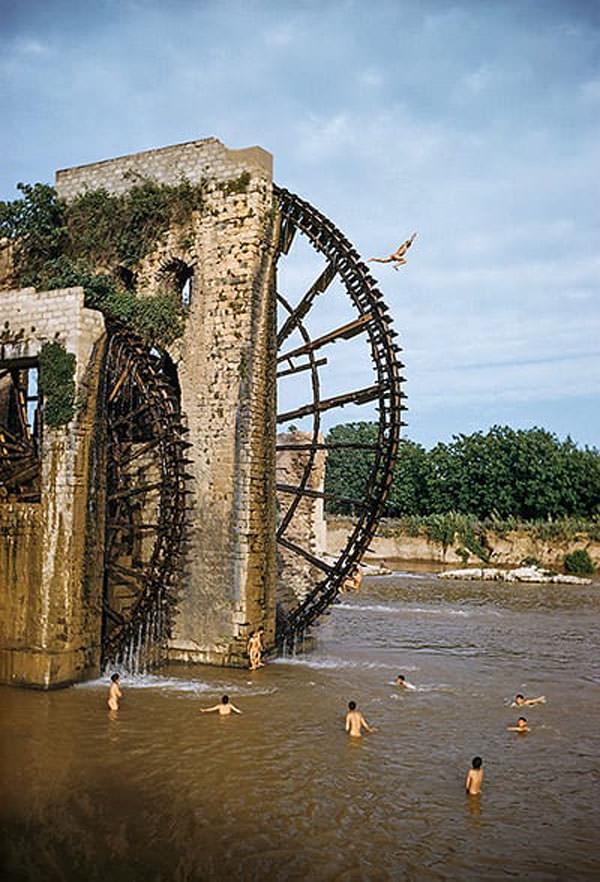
[{"xmin": 1, "ymin": 0, "xmax": 599, "ymax": 449}]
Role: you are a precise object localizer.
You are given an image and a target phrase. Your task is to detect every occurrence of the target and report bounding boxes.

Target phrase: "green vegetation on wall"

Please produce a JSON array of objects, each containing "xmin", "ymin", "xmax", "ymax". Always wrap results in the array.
[
  {"xmin": 324, "ymin": 422, "xmax": 600, "ymax": 521},
  {"xmin": 563, "ymin": 549, "xmax": 595, "ymax": 575},
  {"xmin": 0, "ymin": 177, "xmax": 204, "ymax": 345},
  {"xmin": 38, "ymin": 340, "xmax": 76, "ymax": 427}
]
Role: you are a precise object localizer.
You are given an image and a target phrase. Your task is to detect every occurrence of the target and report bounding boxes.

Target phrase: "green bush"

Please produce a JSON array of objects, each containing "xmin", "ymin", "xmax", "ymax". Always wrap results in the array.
[
  {"xmin": 1, "ymin": 177, "xmax": 201, "ymax": 346},
  {"xmin": 322, "ymin": 422, "xmax": 600, "ymax": 521},
  {"xmin": 563, "ymin": 549, "xmax": 595, "ymax": 575},
  {"xmin": 38, "ymin": 341, "xmax": 76, "ymax": 427}
]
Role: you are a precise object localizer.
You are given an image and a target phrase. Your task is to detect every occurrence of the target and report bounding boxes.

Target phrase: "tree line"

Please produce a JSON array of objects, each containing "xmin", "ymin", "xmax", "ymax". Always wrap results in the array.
[{"xmin": 324, "ymin": 423, "xmax": 600, "ymax": 520}]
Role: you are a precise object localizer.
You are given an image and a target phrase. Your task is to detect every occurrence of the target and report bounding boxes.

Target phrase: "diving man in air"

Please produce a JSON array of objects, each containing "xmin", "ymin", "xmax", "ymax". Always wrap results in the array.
[{"xmin": 369, "ymin": 232, "xmax": 417, "ymax": 270}]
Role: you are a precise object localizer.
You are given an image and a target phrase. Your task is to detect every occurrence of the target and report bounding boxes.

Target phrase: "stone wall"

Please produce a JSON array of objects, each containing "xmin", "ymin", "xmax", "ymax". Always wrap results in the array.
[
  {"xmin": 0, "ymin": 286, "xmax": 106, "ymax": 687},
  {"xmin": 56, "ymin": 138, "xmax": 278, "ymax": 666}
]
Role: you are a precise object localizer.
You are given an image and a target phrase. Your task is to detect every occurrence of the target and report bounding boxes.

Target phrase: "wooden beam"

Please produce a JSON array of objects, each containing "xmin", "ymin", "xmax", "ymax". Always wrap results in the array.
[
  {"xmin": 277, "ymin": 384, "xmax": 380, "ymax": 424},
  {"xmin": 277, "ymin": 313, "xmax": 373, "ymax": 363}
]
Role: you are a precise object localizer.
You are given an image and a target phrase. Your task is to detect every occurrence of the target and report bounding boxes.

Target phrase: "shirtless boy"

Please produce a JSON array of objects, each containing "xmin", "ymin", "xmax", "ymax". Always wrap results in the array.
[
  {"xmin": 200, "ymin": 695, "xmax": 242, "ymax": 716},
  {"xmin": 107, "ymin": 672, "xmax": 122, "ymax": 712},
  {"xmin": 465, "ymin": 756, "xmax": 484, "ymax": 795},
  {"xmin": 247, "ymin": 629, "xmax": 264, "ymax": 671},
  {"xmin": 507, "ymin": 716, "xmax": 530, "ymax": 733},
  {"xmin": 345, "ymin": 701, "xmax": 376, "ymax": 737},
  {"xmin": 513, "ymin": 693, "xmax": 546, "ymax": 707},
  {"xmin": 395, "ymin": 674, "xmax": 416, "ymax": 690}
]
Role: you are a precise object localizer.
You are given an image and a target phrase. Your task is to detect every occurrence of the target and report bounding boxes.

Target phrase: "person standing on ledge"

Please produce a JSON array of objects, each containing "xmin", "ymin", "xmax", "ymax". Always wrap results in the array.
[
  {"xmin": 107, "ymin": 672, "xmax": 122, "ymax": 713},
  {"xmin": 345, "ymin": 701, "xmax": 377, "ymax": 737},
  {"xmin": 341, "ymin": 566, "xmax": 363, "ymax": 593},
  {"xmin": 248, "ymin": 628, "xmax": 265, "ymax": 671}
]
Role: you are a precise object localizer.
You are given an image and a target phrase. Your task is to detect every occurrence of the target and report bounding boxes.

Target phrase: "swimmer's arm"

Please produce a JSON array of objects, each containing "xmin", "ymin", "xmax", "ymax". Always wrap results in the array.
[
  {"xmin": 345, "ymin": 714, "xmax": 351, "ymax": 732},
  {"xmin": 200, "ymin": 705, "xmax": 221, "ymax": 713},
  {"xmin": 361, "ymin": 715, "xmax": 377, "ymax": 733},
  {"xmin": 525, "ymin": 696, "xmax": 546, "ymax": 705},
  {"xmin": 231, "ymin": 704, "xmax": 242, "ymax": 714},
  {"xmin": 465, "ymin": 771, "xmax": 473, "ymax": 792}
]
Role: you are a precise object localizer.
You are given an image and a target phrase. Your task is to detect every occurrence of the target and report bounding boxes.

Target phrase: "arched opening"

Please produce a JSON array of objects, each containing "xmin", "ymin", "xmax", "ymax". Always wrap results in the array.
[
  {"xmin": 115, "ymin": 266, "xmax": 137, "ymax": 292},
  {"xmin": 159, "ymin": 259, "xmax": 194, "ymax": 308}
]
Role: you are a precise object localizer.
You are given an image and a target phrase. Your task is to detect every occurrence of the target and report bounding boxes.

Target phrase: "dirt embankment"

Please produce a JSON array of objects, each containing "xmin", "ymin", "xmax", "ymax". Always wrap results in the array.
[{"xmin": 326, "ymin": 517, "xmax": 600, "ymax": 569}]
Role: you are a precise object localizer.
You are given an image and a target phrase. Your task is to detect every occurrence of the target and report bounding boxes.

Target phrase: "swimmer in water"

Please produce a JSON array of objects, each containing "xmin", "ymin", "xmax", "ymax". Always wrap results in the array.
[
  {"xmin": 200, "ymin": 694, "xmax": 242, "ymax": 716},
  {"xmin": 512, "ymin": 693, "xmax": 546, "ymax": 707},
  {"xmin": 465, "ymin": 756, "xmax": 484, "ymax": 796},
  {"xmin": 507, "ymin": 716, "xmax": 530, "ymax": 733},
  {"xmin": 345, "ymin": 701, "xmax": 376, "ymax": 737},
  {"xmin": 107, "ymin": 672, "xmax": 122, "ymax": 712},
  {"xmin": 395, "ymin": 674, "xmax": 416, "ymax": 690}
]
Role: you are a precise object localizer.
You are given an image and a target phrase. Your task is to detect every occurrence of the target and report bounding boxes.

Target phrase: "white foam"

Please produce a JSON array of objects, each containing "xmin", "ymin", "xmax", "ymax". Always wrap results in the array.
[
  {"xmin": 76, "ymin": 674, "xmax": 277, "ymax": 697},
  {"xmin": 335, "ymin": 602, "xmax": 472, "ymax": 617},
  {"xmin": 273, "ymin": 655, "xmax": 396, "ymax": 671}
]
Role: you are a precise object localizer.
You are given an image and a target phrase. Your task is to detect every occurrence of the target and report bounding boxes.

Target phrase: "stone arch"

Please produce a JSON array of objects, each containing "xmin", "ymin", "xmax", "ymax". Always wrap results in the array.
[{"xmin": 157, "ymin": 258, "xmax": 194, "ymax": 307}]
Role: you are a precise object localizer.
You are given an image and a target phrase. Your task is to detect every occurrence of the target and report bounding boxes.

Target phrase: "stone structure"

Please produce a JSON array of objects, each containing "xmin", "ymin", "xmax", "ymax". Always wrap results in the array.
[
  {"xmin": 1, "ymin": 138, "xmax": 279, "ymax": 685},
  {"xmin": 0, "ymin": 137, "xmax": 402, "ymax": 687},
  {"xmin": 0, "ymin": 287, "xmax": 105, "ymax": 687}
]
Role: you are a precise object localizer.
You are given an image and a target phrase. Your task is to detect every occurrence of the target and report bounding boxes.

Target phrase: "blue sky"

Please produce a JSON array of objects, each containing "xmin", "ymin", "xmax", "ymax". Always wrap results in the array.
[{"xmin": 1, "ymin": 0, "xmax": 599, "ymax": 448}]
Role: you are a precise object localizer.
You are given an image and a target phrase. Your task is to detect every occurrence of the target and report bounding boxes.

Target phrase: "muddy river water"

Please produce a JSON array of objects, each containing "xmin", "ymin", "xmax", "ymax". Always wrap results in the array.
[{"xmin": 1, "ymin": 573, "xmax": 599, "ymax": 881}]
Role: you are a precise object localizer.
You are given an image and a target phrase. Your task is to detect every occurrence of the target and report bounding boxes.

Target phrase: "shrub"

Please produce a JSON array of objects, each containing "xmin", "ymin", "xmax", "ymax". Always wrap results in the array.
[
  {"xmin": 563, "ymin": 549, "xmax": 595, "ymax": 575},
  {"xmin": 38, "ymin": 340, "xmax": 76, "ymax": 427}
]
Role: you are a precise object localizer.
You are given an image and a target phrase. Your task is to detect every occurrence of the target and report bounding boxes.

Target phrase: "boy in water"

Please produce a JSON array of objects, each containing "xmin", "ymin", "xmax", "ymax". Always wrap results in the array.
[
  {"xmin": 512, "ymin": 693, "xmax": 546, "ymax": 707},
  {"xmin": 395, "ymin": 674, "xmax": 416, "ymax": 690},
  {"xmin": 107, "ymin": 672, "xmax": 122, "ymax": 712},
  {"xmin": 465, "ymin": 756, "xmax": 484, "ymax": 795},
  {"xmin": 507, "ymin": 716, "xmax": 530, "ymax": 733},
  {"xmin": 345, "ymin": 701, "xmax": 376, "ymax": 737},
  {"xmin": 200, "ymin": 695, "xmax": 242, "ymax": 716}
]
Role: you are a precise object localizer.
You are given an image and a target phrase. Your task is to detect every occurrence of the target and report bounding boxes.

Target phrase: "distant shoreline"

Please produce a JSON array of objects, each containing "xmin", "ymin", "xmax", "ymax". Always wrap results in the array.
[{"xmin": 327, "ymin": 515, "xmax": 600, "ymax": 572}]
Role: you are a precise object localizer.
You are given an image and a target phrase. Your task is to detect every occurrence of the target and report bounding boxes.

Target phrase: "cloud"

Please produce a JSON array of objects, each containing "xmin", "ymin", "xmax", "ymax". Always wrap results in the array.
[{"xmin": 0, "ymin": 0, "xmax": 598, "ymax": 447}]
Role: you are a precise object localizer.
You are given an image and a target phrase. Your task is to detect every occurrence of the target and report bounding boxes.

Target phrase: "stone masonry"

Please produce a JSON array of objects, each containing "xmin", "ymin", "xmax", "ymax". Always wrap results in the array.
[
  {"xmin": 55, "ymin": 138, "xmax": 279, "ymax": 668},
  {"xmin": 0, "ymin": 287, "xmax": 106, "ymax": 687},
  {"xmin": 1, "ymin": 138, "xmax": 282, "ymax": 684}
]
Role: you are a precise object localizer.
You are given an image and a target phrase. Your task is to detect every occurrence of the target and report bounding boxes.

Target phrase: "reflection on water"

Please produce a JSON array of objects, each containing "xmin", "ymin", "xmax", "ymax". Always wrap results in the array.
[{"xmin": 1, "ymin": 574, "xmax": 600, "ymax": 881}]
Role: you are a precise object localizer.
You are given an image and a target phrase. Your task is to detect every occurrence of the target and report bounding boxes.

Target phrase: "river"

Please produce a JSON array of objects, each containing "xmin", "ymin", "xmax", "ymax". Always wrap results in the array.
[{"xmin": 1, "ymin": 573, "xmax": 599, "ymax": 881}]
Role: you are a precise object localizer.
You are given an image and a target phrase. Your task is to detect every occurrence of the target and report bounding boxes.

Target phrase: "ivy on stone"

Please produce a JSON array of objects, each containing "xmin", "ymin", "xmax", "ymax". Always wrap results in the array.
[
  {"xmin": 38, "ymin": 340, "xmax": 76, "ymax": 428},
  {"xmin": 1, "ymin": 176, "xmax": 203, "ymax": 345}
]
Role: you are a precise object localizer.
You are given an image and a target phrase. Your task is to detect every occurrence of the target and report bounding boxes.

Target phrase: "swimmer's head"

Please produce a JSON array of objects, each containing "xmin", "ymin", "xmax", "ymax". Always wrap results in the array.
[
  {"xmin": 348, "ymin": 701, "xmax": 356, "ymax": 711},
  {"xmin": 111, "ymin": 673, "xmax": 120, "ymax": 682},
  {"xmin": 518, "ymin": 716, "xmax": 527, "ymax": 724},
  {"xmin": 221, "ymin": 695, "xmax": 229, "ymax": 704},
  {"xmin": 396, "ymin": 675, "xmax": 405, "ymax": 682},
  {"xmin": 515, "ymin": 693, "xmax": 525, "ymax": 704},
  {"xmin": 472, "ymin": 756, "xmax": 483, "ymax": 769}
]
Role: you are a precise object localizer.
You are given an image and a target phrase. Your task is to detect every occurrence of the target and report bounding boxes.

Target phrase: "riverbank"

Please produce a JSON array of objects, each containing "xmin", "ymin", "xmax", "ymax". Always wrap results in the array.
[{"xmin": 327, "ymin": 515, "xmax": 600, "ymax": 570}]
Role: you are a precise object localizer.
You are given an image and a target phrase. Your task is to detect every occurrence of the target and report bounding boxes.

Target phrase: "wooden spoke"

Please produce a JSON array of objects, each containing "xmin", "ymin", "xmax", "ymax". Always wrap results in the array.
[
  {"xmin": 277, "ymin": 260, "xmax": 337, "ymax": 346},
  {"xmin": 277, "ymin": 384, "xmax": 380, "ymax": 424},
  {"xmin": 277, "ymin": 536, "xmax": 333, "ymax": 574},
  {"xmin": 277, "ymin": 313, "xmax": 374, "ymax": 363},
  {"xmin": 276, "ymin": 441, "xmax": 379, "ymax": 452},
  {"xmin": 276, "ymin": 482, "xmax": 367, "ymax": 509},
  {"xmin": 273, "ymin": 186, "xmax": 404, "ymax": 649},
  {"xmin": 276, "ymin": 357, "xmax": 327, "ymax": 379}
]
